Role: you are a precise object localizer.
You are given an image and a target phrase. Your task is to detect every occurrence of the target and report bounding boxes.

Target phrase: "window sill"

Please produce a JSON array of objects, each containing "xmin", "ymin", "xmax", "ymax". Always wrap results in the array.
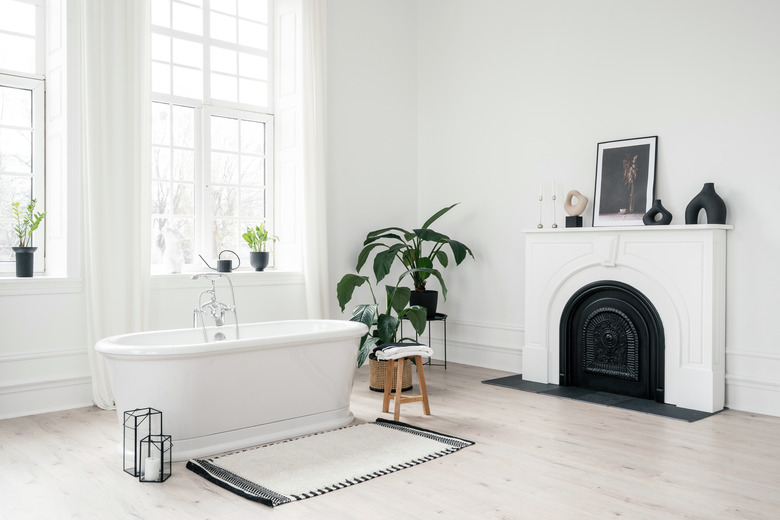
[
  {"xmin": 151, "ymin": 269, "xmax": 304, "ymax": 290},
  {"xmin": 0, "ymin": 270, "xmax": 304, "ymax": 295},
  {"xmin": 0, "ymin": 275, "xmax": 84, "ymax": 296}
]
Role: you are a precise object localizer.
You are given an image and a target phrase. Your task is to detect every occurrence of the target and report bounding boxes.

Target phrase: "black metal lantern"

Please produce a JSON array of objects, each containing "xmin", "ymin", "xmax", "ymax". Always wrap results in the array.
[
  {"xmin": 139, "ymin": 434, "xmax": 173, "ymax": 482},
  {"xmin": 123, "ymin": 408, "xmax": 163, "ymax": 477}
]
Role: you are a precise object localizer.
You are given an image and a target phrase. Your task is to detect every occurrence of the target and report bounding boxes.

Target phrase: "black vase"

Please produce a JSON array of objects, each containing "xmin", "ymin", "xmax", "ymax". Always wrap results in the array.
[
  {"xmin": 685, "ymin": 183, "xmax": 727, "ymax": 225},
  {"xmin": 642, "ymin": 199, "xmax": 673, "ymax": 226},
  {"xmin": 249, "ymin": 251, "xmax": 270, "ymax": 271},
  {"xmin": 409, "ymin": 290, "xmax": 438, "ymax": 320},
  {"xmin": 12, "ymin": 246, "xmax": 37, "ymax": 277}
]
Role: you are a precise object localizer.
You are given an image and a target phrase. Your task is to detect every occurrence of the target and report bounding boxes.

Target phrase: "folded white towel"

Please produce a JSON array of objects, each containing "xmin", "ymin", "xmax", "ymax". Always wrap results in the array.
[{"xmin": 374, "ymin": 344, "xmax": 433, "ymax": 360}]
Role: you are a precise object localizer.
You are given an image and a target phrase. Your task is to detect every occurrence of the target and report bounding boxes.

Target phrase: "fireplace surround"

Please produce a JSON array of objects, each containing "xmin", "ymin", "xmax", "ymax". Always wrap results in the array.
[{"xmin": 524, "ymin": 225, "xmax": 731, "ymax": 413}]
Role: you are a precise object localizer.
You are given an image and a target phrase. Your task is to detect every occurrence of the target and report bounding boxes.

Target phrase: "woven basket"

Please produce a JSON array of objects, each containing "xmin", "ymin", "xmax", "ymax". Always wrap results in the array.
[{"xmin": 368, "ymin": 357, "xmax": 413, "ymax": 392}]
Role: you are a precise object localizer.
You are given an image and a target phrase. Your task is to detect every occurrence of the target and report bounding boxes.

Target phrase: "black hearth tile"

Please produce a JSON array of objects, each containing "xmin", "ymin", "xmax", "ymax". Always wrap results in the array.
[
  {"xmin": 573, "ymin": 391, "xmax": 636, "ymax": 407},
  {"xmin": 539, "ymin": 386, "xmax": 596, "ymax": 399},
  {"xmin": 482, "ymin": 374, "xmax": 557, "ymax": 393},
  {"xmin": 480, "ymin": 374, "xmax": 719, "ymax": 422},
  {"xmin": 617, "ymin": 398, "xmax": 716, "ymax": 422}
]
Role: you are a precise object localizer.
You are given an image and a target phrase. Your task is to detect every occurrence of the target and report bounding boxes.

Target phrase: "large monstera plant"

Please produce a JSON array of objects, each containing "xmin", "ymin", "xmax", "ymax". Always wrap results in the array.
[{"xmin": 337, "ymin": 267, "xmax": 446, "ymax": 368}]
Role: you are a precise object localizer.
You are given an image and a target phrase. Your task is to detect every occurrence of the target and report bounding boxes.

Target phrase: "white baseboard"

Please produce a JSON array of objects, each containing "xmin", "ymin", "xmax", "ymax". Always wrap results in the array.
[
  {"xmin": 725, "ymin": 349, "xmax": 780, "ymax": 417},
  {"xmin": 0, "ymin": 347, "xmax": 93, "ymax": 420},
  {"xmin": 443, "ymin": 338, "xmax": 522, "ymax": 373},
  {"xmin": 423, "ymin": 319, "xmax": 523, "ymax": 373},
  {"xmin": 0, "ymin": 375, "xmax": 93, "ymax": 420}
]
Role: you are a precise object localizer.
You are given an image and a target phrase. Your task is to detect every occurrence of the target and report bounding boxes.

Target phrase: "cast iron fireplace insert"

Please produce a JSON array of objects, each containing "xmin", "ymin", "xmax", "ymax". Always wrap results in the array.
[{"xmin": 559, "ymin": 280, "xmax": 665, "ymax": 402}]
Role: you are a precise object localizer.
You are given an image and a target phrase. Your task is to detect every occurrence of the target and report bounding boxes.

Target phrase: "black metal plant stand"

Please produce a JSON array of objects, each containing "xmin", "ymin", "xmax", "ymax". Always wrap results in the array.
[{"xmin": 401, "ymin": 313, "xmax": 448, "ymax": 369}]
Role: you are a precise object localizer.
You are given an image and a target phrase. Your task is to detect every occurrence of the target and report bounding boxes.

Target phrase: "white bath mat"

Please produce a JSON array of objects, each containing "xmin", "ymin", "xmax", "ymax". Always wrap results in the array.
[{"xmin": 186, "ymin": 418, "xmax": 474, "ymax": 507}]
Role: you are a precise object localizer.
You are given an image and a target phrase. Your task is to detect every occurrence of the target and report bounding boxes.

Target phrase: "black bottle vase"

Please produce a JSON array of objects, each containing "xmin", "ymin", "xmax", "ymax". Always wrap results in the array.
[
  {"xmin": 685, "ymin": 183, "xmax": 727, "ymax": 225},
  {"xmin": 643, "ymin": 199, "xmax": 673, "ymax": 226}
]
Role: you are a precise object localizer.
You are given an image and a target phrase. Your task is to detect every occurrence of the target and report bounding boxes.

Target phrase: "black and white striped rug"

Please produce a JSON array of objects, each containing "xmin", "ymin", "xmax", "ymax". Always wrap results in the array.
[{"xmin": 186, "ymin": 418, "xmax": 474, "ymax": 508}]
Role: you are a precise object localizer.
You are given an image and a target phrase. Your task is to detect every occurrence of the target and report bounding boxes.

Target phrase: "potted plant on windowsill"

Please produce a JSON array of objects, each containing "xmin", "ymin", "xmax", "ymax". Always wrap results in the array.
[
  {"xmin": 337, "ymin": 266, "xmax": 446, "ymax": 391},
  {"xmin": 11, "ymin": 199, "xmax": 46, "ymax": 278},
  {"xmin": 356, "ymin": 203, "xmax": 474, "ymax": 319},
  {"xmin": 242, "ymin": 223, "xmax": 278, "ymax": 271}
]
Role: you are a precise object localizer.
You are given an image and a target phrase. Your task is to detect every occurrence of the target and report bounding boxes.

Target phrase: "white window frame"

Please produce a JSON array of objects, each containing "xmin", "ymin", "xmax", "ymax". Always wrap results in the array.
[
  {"xmin": 151, "ymin": 0, "xmax": 275, "ymax": 273},
  {"xmin": 201, "ymin": 105, "xmax": 274, "ymax": 262},
  {"xmin": 0, "ymin": 0, "xmax": 46, "ymax": 273},
  {"xmin": 0, "ymin": 73, "xmax": 46, "ymax": 273}
]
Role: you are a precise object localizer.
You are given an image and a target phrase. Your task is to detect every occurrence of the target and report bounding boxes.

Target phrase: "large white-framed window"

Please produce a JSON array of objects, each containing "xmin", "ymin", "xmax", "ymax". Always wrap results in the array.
[
  {"xmin": 151, "ymin": 0, "xmax": 274, "ymax": 273},
  {"xmin": 0, "ymin": 0, "xmax": 46, "ymax": 273}
]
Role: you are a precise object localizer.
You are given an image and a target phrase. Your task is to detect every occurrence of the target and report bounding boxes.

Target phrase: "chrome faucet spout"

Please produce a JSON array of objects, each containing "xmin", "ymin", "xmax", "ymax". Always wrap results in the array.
[{"xmin": 192, "ymin": 272, "xmax": 239, "ymax": 342}]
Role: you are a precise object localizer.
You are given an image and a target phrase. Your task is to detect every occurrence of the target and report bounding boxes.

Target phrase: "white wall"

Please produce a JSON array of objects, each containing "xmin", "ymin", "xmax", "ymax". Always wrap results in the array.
[
  {"xmin": 325, "ymin": 0, "xmax": 419, "ymax": 313},
  {"xmin": 326, "ymin": 0, "xmax": 780, "ymax": 416},
  {"xmin": 0, "ymin": 283, "xmax": 91, "ymax": 419}
]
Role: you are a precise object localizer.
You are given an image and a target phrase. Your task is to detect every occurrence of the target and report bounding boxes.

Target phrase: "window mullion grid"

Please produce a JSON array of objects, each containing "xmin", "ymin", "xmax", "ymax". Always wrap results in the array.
[
  {"xmin": 200, "ymin": 105, "xmax": 213, "ymax": 259},
  {"xmin": 150, "ymin": 0, "xmax": 274, "ymax": 268}
]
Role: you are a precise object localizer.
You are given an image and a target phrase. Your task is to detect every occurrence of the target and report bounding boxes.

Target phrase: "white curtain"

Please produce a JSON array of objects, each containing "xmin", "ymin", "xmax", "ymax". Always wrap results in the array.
[
  {"xmin": 79, "ymin": 0, "xmax": 151, "ymax": 409},
  {"xmin": 301, "ymin": 0, "xmax": 330, "ymax": 319}
]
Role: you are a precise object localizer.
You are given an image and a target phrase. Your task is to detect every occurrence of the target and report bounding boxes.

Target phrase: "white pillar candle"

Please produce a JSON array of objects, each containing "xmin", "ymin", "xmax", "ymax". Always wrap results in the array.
[
  {"xmin": 144, "ymin": 457, "xmax": 161, "ymax": 481},
  {"xmin": 539, "ymin": 182, "xmax": 543, "ymax": 198}
]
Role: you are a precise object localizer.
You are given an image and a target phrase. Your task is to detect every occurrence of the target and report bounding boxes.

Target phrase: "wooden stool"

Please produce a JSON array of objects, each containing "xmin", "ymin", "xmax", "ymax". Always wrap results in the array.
[{"xmin": 381, "ymin": 355, "xmax": 431, "ymax": 421}]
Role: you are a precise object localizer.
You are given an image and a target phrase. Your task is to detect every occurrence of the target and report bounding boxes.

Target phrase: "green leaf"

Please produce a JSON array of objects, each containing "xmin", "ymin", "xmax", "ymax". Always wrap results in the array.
[
  {"xmin": 402, "ymin": 306, "xmax": 428, "ymax": 335},
  {"xmin": 356, "ymin": 242, "xmax": 384, "ymax": 272},
  {"xmin": 357, "ymin": 335, "xmax": 379, "ymax": 368},
  {"xmin": 350, "ymin": 303, "xmax": 378, "ymax": 328},
  {"xmin": 421, "ymin": 203, "xmax": 459, "ymax": 229},
  {"xmin": 364, "ymin": 227, "xmax": 411, "ymax": 243},
  {"xmin": 362, "ymin": 232, "xmax": 405, "ymax": 246},
  {"xmin": 434, "ymin": 250, "xmax": 449, "ymax": 268},
  {"xmin": 372, "ymin": 243, "xmax": 405, "ymax": 282},
  {"xmin": 414, "ymin": 227, "xmax": 449, "ymax": 243},
  {"xmin": 336, "ymin": 274, "xmax": 369, "ymax": 311},
  {"xmin": 376, "ymin": 314, "xmax": 400, "ymax": 344},
  {"xmin": 386, "ymin": 285, "xmax": 411, "ymax": 315},
  {"xmin": 447, "ymin": 239, "xmax": 474, "ymax": 265}
]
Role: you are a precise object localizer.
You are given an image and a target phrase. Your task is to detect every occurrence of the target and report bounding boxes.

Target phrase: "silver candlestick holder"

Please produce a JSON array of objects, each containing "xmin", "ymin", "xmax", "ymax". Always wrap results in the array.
[
  {"xmin": 537, "ymin": 195, "xmax": 543, "ymax": 229},
  {"xmin": 552, "ymin": 192, "xmax": 558, "ymax": 228}
]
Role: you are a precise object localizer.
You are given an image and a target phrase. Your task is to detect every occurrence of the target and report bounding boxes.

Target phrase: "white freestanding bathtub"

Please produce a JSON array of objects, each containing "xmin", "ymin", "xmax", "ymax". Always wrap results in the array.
[{"xmin": 96, "ymin": 320, "xmax": 368, "ymax": 461}]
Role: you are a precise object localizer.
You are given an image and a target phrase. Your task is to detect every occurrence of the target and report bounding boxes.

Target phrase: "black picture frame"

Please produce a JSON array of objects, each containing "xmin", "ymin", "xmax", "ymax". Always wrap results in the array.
[{"xmin": 593, "ymin": 136, "xmax": 657, "ymax": 227}]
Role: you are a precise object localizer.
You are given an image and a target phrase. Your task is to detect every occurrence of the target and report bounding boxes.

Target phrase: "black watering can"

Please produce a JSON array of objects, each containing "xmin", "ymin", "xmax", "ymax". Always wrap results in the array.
[{"xmin": 199, "ymin": 250, "xmax": 241, "ymax": 272}]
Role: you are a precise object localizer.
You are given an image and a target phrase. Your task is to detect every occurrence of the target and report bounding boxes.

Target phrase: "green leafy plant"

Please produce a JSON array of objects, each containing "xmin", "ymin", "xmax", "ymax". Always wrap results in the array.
[
  {"xmin": 12, "ymin": 199, "xmax": 46, "ymax": 248},
  {"xmin": 356, "ymin": 203, "xmax": 474, "ymax": 293},
  {"xmin": 337, "ymin": 266, "xmax": 446, "ymax": 368},
  {"xmin": 242, "ymin": 223, "xmax": 278, "ymax": 252}
]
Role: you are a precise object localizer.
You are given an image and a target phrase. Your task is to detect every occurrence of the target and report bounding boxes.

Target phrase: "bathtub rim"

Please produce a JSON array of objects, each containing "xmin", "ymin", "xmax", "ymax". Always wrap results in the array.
[{"xmin": 96, "ymin": 319, "xmax": 368, "ymax": 358}]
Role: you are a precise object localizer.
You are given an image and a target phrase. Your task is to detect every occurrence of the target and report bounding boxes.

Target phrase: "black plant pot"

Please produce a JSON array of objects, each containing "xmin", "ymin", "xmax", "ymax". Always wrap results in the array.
[
  {"xmin": 685, "ymin": 183, "xmax": 727, "ymax": 225},
  {"xmin": 249, "ymin": 251, "xmax": 270, "ymax": 271},
  {"xmin": 643, "ymin": 199, "xmax": 673, "ymax": 225},
  {"xmin": 12, "ymin": 246, "xmax": 37, "ymax": 277},
  {"xmin": 409, "ymin": 290, "xmax": 438, "ymax": 320}
]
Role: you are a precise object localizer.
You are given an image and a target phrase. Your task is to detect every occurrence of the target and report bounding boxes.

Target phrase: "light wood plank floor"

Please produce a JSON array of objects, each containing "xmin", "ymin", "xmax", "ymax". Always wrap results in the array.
[{"xmin": 1, "ymin": 362, "xmax": 779, "ymax": 519}]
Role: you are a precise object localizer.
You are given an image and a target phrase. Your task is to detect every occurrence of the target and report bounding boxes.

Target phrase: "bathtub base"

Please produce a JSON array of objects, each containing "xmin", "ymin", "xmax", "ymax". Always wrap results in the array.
[{"xmin": 170, "ymin": 407, "xmax": 355, "ymax": 461}]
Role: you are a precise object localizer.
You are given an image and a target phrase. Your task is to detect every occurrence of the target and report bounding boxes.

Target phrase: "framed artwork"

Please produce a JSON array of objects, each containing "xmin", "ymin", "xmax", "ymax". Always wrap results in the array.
[{"xmin": 593, "ymin": 136, "xmax": 657, "ymax": 227}]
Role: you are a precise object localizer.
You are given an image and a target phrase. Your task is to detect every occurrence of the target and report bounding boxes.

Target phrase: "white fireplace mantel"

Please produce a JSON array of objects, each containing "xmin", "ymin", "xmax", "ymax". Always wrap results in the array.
[{"xmin": 523, "ymin": 225, "xmax": 731, "ymax": 413}]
